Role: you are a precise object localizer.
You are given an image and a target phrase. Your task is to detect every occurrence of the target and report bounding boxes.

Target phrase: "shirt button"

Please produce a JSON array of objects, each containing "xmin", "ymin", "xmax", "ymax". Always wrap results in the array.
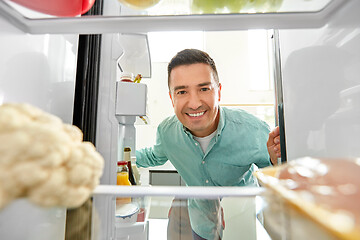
[
  {"xmin": 202, "ymin": 161, "xmax": 205, "ymax": 164},
  {"xmin": 205, "ymin": 180, "xmax": 209, "ymax": 183},
  {"xmin": 195, "ymin": 142, "xmax": 198, "ymax": 146}
]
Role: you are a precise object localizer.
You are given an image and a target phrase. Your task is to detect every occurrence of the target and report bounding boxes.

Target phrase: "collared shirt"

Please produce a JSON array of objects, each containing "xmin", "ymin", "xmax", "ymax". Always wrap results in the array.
[
  {"xmin": 136, "ymin": 107, "xmax": 272, "ymax": 239},
  {"xmin": 136, "ymin": 107, "xmax": 271, "ymax": 187}
]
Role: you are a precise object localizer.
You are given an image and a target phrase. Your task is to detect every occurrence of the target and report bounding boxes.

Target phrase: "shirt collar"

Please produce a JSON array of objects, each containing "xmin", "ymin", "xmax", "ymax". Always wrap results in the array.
[
  {"xmin": 182, "ymin": 106, "xmax": 225, "ymax": 137},
  {"xmin": 217, "ymin": 106, "xmax": 225, "ymax": 137}
]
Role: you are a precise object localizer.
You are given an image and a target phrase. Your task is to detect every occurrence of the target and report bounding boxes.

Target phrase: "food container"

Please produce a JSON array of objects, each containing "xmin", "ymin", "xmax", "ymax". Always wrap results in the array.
[
  {"xmin": 254, "ymin": 158, "xmax": 360, "ymax": 240},
  {"xmin": 113, "ymin": 197, "xmax": 151, "ymax": 240},
  {"xmin": 115, "ymin": 202, "xmax": 139, "ymax": 225}
]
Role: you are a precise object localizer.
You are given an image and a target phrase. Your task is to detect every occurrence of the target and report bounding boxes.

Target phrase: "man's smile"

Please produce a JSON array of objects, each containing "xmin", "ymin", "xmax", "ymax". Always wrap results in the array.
[{"xmin": 186, "ymin": 111, "xmax": 206, "ymax": 117}]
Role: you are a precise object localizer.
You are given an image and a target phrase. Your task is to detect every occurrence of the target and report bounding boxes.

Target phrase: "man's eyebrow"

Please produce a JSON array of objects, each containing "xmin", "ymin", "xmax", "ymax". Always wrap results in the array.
[
  {"xmin": 198, "ymin": 82, "xmax": 212, "ymax": 87},
  {"xmin": 173, "ymin": 85, "xmax": 187, "ymax": 92},
  {"xmin": 172, "ymin": 82, "xmax": 212, "ymax": 92}
]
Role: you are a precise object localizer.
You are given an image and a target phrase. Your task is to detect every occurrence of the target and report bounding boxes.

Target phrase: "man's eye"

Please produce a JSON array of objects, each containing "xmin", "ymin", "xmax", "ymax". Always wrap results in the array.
[
  {"xmin": 176, "ymin": 90, "xmax": 186, "ymax": 95},
  {"xmin": 200, "ymin": 87, "xmax": 210, "ymax": 92}
]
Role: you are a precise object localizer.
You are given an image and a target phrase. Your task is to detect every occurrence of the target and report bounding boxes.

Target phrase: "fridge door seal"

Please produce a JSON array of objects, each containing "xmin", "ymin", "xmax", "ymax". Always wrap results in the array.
[{"xmin": 272, "ymin": 29, "xmax": 288, "ymax": 164}]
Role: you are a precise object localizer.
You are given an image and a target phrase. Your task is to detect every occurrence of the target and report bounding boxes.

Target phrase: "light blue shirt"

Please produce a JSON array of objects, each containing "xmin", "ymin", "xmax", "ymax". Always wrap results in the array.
[{"xmin": 136, "ymin": 107, "xmax": 272, "ymax": 238}]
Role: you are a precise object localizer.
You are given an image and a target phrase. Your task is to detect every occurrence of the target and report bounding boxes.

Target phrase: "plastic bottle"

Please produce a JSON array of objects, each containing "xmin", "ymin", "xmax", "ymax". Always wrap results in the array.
[
  {"xmin": 123, "ymin": 147, "xmax": 137, "ymax": 185},
  {"xmin": 131, "ymin": 156, "xmax": 141, "ymax": 185},
  {"xmin": 120, "ymin": 72, "xmax": 134, "ymax": 82},
  {"xmin": 116, "ymin": 161, "xmax": 131, "ymax": 204},
  {"xmin": 117, "ymin": 161, "xmax": 131, "ymax": 186}
]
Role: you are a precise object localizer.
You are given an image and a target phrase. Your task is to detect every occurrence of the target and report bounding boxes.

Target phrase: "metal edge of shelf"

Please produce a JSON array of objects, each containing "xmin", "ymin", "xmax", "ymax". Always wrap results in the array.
[
  {"xmin": 92, "ymin": 185, "xmax": 265, "ymax": 198},
  {"xmin": 0, "ymin": 1, "xmax": 31, "ymax": 32},
  {"xmin": 0, "ymin": 0, "xmax": 348, "ymax": 34}
]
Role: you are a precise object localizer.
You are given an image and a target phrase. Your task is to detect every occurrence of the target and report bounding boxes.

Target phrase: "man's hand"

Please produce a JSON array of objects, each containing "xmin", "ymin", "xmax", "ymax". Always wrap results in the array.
[{"xmin": 267, "ymin": 126, "xmax": 281, "ymax": 165}]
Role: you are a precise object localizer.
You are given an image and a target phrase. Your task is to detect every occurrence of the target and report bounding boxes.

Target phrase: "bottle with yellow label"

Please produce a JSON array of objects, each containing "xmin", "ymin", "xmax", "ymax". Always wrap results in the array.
[{"xmin": 116, "ymin": 161, "xmax": 131, "ymax": 204}]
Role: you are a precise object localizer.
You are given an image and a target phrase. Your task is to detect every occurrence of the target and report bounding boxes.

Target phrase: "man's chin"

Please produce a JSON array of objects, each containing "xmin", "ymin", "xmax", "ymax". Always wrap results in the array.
[{"xmin": 184, "ymin": 124, "xmax": 206, "ymax": 134}]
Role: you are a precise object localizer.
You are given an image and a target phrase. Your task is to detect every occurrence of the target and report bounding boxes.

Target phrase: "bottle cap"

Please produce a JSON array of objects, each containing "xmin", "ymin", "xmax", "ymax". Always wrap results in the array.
[
  {"xmin": 118, "ymin": 161, "xmax": 127, "ymax": 166},
  {"xmin": 124, "ymin": 147, "xmax": 131, "ymax": 152},
  {"xmin": 120, "ymin": 72, "xmax": 134, "ymax": 82}
]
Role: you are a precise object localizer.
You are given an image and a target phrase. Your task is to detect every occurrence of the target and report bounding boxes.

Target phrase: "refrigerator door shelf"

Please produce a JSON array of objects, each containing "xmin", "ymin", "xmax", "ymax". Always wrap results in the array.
[{"xmin": 115, "ymin": 81, "xmax": 147, "ymax": 117}]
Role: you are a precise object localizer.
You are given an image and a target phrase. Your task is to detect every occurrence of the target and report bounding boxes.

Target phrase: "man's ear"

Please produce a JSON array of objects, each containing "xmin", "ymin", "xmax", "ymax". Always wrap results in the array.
[
  {"xmin": 169, "ymin": 91, "xmax": 174, "ymax": 107},
  {"xmin": 218, "ymin": 83, "xmax": 222, "ymax": 101}
]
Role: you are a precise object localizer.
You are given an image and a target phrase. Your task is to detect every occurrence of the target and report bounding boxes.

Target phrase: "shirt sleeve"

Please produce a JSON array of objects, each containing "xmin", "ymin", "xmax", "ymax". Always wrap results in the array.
[
  {"xmin": 136, "ymin": 125, "xmax": 168, "ymax": 168},
  {"xmin": 253, "ymin": 121, "xmax": 272, "ymax": 169}
]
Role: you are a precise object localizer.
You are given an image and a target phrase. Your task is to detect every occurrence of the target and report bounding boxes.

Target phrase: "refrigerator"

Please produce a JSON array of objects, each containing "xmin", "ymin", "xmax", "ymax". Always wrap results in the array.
[{"xmin": 0, "ymin": 0, "xmax": 359, "ymax": 239}]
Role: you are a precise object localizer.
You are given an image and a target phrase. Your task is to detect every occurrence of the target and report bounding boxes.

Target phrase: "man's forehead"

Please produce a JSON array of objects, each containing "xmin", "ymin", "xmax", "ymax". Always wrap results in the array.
[
  {"xmin": 169, "ymin": 74, "xmax": 216, "ymax": 87},
  {"xmin": 170, "ymin": 63, "xmax": 212, "ymax": 78}
]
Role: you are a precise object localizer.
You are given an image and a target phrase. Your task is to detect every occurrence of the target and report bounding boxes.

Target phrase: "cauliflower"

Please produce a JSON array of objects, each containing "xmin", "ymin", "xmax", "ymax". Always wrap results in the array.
[{"xmin": 0, "ymin": 103, "xmax": 104, "ymax": 209}]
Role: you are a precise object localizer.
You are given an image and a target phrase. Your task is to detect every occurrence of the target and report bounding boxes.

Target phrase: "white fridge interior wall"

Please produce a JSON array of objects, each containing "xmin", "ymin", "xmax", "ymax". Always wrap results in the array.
[
  {"xmin": 136, "ymin": 30, "xmax": 276, "ymax": 151},
  {"xmin": 0, "ymin": 9, "xmax": 78, "ymax": 240},
  {"xmin": 280, "ymin": 0, "xmax": 360, "ymax": 160},
  {"xmin": 0, "ymin": 14, "xmax": 78, "ymax": 124}
]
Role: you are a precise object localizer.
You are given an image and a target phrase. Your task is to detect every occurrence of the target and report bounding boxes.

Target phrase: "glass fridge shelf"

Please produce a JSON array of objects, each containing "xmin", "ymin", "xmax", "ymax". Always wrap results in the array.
[
  {"xmin": 87, "ymin": 184, "xmax": 341, "ymax": 240},
  {"xmin": 0, "ymin": 0, "xmax": 348, "ymax": 34}
]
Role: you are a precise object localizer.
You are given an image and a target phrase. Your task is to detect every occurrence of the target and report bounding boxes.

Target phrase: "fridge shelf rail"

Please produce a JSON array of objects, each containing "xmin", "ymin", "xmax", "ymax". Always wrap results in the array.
[
  {"xmin": 0, "ymin": 0, "xmax": 348, "ymax": 34},
  {"xmin": 93, "ymin": 185, "xmax": 265, "ymax": 198}
]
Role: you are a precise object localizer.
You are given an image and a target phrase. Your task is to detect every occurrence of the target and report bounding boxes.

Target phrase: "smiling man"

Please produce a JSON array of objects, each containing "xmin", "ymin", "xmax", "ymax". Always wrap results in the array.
[{"xmin": 136, "ymin": 49, "xmax": 281, "ymax": 239}]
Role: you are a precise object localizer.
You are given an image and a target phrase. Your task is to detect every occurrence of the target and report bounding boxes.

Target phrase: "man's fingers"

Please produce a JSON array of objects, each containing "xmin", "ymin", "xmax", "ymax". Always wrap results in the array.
[
  {"xmin": 268, "ymin": 126, "xmax": 282, "ymax": 164},
  {"xmin": 274, "ymin": 143, "xmax": 281, "ymax": 153},
  {"xmin": 268, "ymin": 126, "xmax": 280, "ymax": 146}
]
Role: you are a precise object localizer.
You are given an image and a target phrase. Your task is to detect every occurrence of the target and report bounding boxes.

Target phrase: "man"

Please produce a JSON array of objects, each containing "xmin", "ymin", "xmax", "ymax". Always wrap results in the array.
[{"xmin": 136, "ymin": 49, "xmax": 281, "ymax": 239}]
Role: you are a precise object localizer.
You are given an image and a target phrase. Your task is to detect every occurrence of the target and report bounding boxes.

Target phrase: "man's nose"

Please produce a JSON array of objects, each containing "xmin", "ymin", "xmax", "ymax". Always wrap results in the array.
[{"xmin": 188, "ymin": 92, "xmax": 202, "ymax": 110}]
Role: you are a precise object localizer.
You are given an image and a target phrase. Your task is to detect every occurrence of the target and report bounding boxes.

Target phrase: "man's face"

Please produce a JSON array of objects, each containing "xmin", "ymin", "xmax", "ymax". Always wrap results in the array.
[{"xmin": 169, "ymin": 63, "xmax": 222, "ymax": 137}]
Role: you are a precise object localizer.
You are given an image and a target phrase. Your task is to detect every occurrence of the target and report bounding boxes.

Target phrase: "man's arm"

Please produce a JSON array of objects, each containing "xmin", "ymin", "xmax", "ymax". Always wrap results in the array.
[
  {"xmin": 135, "ymin": 125, "xmax": 169, "ymax": 168},
  {"xmin": 267, "ymin": 126, "xmax": 281, "ymax": 165},
  {"xmin": 136, "ymin": 147, "xmax": 168, "ymax": 168}
]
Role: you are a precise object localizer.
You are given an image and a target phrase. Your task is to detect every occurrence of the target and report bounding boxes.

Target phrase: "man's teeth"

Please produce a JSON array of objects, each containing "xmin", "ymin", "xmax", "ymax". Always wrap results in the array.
[{"xmin": 188, "ymin": 112, "xmax": 205, "ymax": 117}]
